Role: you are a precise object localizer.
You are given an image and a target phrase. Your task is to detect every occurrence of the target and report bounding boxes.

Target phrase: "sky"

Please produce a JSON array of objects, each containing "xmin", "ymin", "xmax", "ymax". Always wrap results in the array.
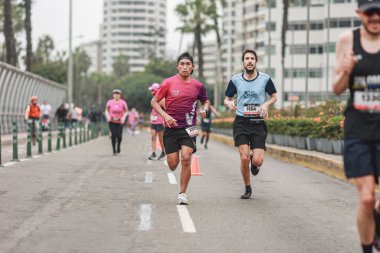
[{"xmin": 31, "ymin": 0, "xmax": 196, "ymax": 59}]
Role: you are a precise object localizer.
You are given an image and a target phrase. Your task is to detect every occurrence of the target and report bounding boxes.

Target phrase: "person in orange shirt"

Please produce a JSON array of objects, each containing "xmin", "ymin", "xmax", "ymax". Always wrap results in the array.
[{"xmin": 24, "ymin": 96, "xmax": 41, "ymax": 145}]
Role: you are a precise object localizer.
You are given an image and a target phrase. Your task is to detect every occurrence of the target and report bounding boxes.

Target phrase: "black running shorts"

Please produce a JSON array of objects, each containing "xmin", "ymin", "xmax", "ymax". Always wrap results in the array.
[
  {"xmin": 344, "ymin": 138, "xmax": 380, "ymax": 178},
  {"xmin": 163, "ymin": 128, "xmax": 197, "ymax": 154},
  {"xmin": 233, "ymin": 115, "xmax": 267, "ymax": 150},
  {"xmin": 151, "ymin": 123, "xmax": 164, "ymax": 132}
]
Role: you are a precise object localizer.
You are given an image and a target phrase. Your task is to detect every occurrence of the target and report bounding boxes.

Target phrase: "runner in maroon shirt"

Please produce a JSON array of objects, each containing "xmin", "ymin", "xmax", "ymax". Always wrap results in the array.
[{"xmin": 151, "ymin": 52, "xmax": 210, "ymax": 205}]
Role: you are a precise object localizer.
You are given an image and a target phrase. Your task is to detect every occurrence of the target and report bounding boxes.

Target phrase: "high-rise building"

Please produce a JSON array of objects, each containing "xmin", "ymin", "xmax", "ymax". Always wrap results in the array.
[
  {"xmin": 79, "ymin": 40, "xmax": 102, "ymax": 74},
  {"xmin": 101, "ymin": 0, "xmax": 166, "ymax": 74},
  {"xmin": 221, "ymin": 0, "xmax": 356, "ymax": 107}
]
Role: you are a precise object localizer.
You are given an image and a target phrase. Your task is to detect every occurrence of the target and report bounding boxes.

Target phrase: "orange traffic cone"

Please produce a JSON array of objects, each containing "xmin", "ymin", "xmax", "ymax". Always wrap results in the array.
[{"xmin": 191, "ymin": 155, "xmax": 203, "ymax": 176}]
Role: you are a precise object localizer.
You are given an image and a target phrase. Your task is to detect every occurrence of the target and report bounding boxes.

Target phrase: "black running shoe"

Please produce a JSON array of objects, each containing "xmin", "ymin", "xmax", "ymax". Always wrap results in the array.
[
  {"xmin": 200, "ymin": 136, "xmax": 204, "ymax": 144},
  {"xmin": 240, "ymin": 186, "xmax": 252, "ymax": 199},
  {"xmin": 157, "ymin": 152, "xmax": 165, "ymax": 160},
  {"xmin": 148, "ymin": 152, "xmax": 157, "ymax": 160},
  {"xmin": 204, "ymin": 144, "xmax": 208, "ymax": 149},
  {"xmin": 374, "ymin": 209, "xmax": 380, "ymax": 251},
  {"xmin": 250, "ymin": 152, "xmax": 260, "ymax": 176}
]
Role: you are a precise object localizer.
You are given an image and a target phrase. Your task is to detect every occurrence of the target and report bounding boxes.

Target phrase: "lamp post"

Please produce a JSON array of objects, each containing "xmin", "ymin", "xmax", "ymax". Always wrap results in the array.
[
  {"xmin": 67, "ymin": 0, "xmax": 73, "ymax": 107},
  {"xmin": 305, "ymin": 0, "xmax": 311, "ymax": 108}
]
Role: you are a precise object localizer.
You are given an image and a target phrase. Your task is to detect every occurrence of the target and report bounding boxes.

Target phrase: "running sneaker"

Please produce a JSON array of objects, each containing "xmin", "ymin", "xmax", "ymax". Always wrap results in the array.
[
  {"xmin": 148, "ymin": 152, "xmax": 156, "ymax": 160},
  {"xmin": 250, "ymin": 152, "xmax": 260, "ymax": 176},
  {"xmin": 240, "ymin": 186, "xmax": 252, "ymax": 199},
  {"xmin": 157, "ymin": 152, "xmax": 165, "ymax": 160},
  {"xmin": 204, "ymin": 144, "xmax": 208, "ymax": 149},
  {"xmin": 178, "ymin": 192, "xmax": 189, "ymax": 205}
]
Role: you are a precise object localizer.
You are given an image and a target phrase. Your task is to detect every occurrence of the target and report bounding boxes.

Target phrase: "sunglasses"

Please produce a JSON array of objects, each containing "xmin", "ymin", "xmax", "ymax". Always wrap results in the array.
[{"xmin": 363, "ymin": 9, "xmax": 380, "ymax": 17}]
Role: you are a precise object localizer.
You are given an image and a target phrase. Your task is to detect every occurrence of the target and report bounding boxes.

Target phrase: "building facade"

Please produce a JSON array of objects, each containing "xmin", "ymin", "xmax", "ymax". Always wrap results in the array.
[
  {"xmin": 221, "ymin": 0, "xmax": 356, "ymax": 107},
  {"xmin": 79, "ymin": 40, "xmax": 102, "ymax": 74},
  {"xmin": 101, "ymin": 0, "xmax": 167, "ymax": 73}
]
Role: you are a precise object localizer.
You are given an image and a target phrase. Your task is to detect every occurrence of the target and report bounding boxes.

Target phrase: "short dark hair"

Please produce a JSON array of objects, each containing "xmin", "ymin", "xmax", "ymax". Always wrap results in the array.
[
  {"xmin": 177, "ymin": 52, "xmax": 194, "ymax": 64},
  {"xmin": 241, "ymin": 49, "xmax": 258, "ymax": 62}
]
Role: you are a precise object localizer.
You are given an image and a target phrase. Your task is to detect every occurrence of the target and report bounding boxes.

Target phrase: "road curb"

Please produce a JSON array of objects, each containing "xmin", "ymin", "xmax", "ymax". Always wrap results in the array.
[{"xmin": 210, "ymin": 133, "xmax": 354, "ymax": 184}]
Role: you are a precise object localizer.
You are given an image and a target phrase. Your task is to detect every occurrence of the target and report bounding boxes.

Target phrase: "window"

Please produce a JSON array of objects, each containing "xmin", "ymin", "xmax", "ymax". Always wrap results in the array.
[
  {"xmin": 265, "ymin": 45, "xmax": 276, "ymax": 55},
  {"xmin": 266, "ymin": 22, "xmax": 276, "ymax": 31},
  {"xmin": 324, "ymin": 42, "xmax": 336, "ymax": 53},
  {"xmin": 310, "ymin": 21, "xmax": 323, "ymax": 30},
  {"xmin": 285, "ymin": 68, "xmax": 323, "ymax": 78}
]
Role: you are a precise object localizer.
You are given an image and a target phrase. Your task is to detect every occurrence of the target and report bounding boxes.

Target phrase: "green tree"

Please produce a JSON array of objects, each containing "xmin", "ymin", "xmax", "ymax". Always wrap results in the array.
[
  {"xmin": 175, "ymin": 0, "xmax": 215, "ymax": 80},
  {"xmin": 33, "ymin": 34, "xmax": 55, "ymax": 65},
  {"xmin": 112, "ymin": 54, "xmax": 130, "ymax": 78},
  {"xmin": 32, "ymin": 61, "xmax": 67, "ymax": 84},
  {"xmin": 72, "ymin": 47, "xmax": 92, "ymax": 105},
  {"xmin": 2, "ymin": 0, "xmax": 18, "ymax": 66},
  {"xmin": 23, "ymin": 0, "xmax": 32, "ymax": 71},
  {"xmin": 144, "ymin": 58, "xmax": 177, "ymax": 79}
]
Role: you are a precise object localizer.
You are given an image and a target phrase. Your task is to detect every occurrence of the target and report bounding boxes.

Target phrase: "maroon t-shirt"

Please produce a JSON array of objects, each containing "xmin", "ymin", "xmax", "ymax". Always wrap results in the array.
[{"xmin": 155, "ymin": 74, "xmax": 208, "ymax": 128}]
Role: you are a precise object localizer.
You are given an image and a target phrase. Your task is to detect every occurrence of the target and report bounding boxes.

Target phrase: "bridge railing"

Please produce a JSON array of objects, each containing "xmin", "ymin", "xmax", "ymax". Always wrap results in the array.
[{"xmin": 0, "ymin": 61, "xmax": 67, "ymax": 135}]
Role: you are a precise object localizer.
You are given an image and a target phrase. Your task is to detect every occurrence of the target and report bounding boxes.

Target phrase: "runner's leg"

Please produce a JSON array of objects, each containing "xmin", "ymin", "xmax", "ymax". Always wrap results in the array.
[
  {"xmin": 116, "ymin": 124, "xmax": 123, "ymax": 153},
  {"xmin": 151, "ymin": 129, "xmax": 157, "ymax": 153},
  {"xmin": 251, "ymin": 148, "xmax": 265, "ymax": 167},
  {"xmin": 356, "ymin": 175, "xmax": 376, "ymax": 245},
  {"xmin": 166, "ymin": 151, "xmax": 180, "ymax": 171},
  {"xmin": 158, "ymin": 130, "xmax": 165, "ymax": 151},
  {"xmin": 238, "ymin": 145, "xmax": 250, "ymax": 186},
  {"xmin": 109, "ymin": 122, "xmax": 117, "ymax": 153},
  {"xmin": 180, "ymin": 145, "xmax": 193, "ymax": 193}
]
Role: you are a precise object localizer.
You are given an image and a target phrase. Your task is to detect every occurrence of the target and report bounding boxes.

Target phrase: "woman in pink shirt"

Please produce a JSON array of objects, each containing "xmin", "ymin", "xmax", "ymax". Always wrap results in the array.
[
  {"xmin": 148, "ymin": 83, "xmax": 165, "ymax": 160},
  {"xmin": 105, "ymin": 89, "xmax": 128, "ymax": 155}
]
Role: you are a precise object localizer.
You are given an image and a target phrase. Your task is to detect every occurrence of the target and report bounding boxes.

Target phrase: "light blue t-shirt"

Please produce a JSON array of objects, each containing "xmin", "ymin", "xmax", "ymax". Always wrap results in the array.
[{"xmin": 225, "ymin": 71, "xmax": 277, "ymax": 117}]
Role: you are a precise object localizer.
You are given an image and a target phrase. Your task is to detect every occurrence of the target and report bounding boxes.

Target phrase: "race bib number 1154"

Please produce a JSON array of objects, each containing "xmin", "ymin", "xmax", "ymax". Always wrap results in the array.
[{"xmin": 354, "ymin": 91, "xmax": 380, "ymax": 112}]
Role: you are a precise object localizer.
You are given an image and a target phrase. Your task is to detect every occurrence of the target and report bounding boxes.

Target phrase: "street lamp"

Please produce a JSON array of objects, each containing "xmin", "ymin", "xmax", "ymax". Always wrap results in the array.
[{"xmin": 67, "ymin": 0, "xmax": 73, "ymax": 107}]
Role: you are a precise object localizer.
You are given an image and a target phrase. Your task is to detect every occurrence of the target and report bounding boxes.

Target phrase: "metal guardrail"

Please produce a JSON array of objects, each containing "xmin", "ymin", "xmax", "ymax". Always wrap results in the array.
[{"xmin": 0, "ymin": 61, "xmax": 67, "ymax": 135}]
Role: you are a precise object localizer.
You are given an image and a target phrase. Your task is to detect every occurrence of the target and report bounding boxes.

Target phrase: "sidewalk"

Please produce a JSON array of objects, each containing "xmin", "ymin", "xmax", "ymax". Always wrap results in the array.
[{"xmin": 211, "ymin": 133, "xmax": 350, "ymax": 183}]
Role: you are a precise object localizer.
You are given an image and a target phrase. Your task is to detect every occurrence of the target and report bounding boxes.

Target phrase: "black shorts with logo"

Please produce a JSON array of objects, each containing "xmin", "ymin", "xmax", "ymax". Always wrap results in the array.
[
  {"xmin": 344, "ymin": 138, "xmax": 380, "ymax": 178},
  {"xmin": 151, "ymin": 123, "xmax": 164, "ymax": 132},
  {"xmin": 233, "ymin": 115, "xmax": 267, "ymax": 150},
  {"xmin": 163, "ymin": 128, "xmax": 197, "ymax": 154}
]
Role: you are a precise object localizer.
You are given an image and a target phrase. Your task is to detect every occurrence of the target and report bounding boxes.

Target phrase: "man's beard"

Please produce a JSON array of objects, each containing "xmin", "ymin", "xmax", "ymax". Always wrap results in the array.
[{"xmin": 244, "ymin": 66, "xmax": 255, "ymax": 75}]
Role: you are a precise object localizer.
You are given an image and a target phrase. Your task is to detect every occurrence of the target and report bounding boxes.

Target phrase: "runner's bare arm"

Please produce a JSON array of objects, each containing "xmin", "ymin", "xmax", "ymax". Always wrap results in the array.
[
  {"xmin": 261, "ymin": 93, "xmax": 277, "ymax": 117},
  {"xmin": 151, "ymin": 96, "xmax": 176, "ymax": 127},
  {"xmin": 333, "ymin": 30, "xmax": 355, "ymax": 95},
  {"xmin": 224, "ymin": 96, "xmax": 237, "ymax": 110},
  {"xmin": 199, "ymin": 99, "xmax": 211, "ymax": 118}
]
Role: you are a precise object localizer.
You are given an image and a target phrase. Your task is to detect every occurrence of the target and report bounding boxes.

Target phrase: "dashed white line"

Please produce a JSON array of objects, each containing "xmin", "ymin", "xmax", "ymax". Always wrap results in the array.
[
  {"xmin": 145, "ymin": 172, "xmax": 153, "ymax": 183},
  {"xmin": 138, "ymin": 204, "xmax": 152, "ymax": 231},
  {"xmin": 176, "ymin": 205, "xmax": 196, "ymax": 233},
  {"xmin": 3, "ymin": 162, "xmax": 17, "ymax": 167},
  {"xmin": 167, "ymin": 173, "xmax": 177, "ymax": 184}
]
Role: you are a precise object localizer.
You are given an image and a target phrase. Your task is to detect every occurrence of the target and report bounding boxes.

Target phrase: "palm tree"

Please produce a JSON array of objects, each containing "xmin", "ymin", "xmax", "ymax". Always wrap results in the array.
[
  {"xmin": 209, "ymin": 0, "xmax": 226, "ymax": 107},
  {"xmin": 175, "ymin": 0, "xmax": 214, "ymax": 80},
  {"xmin": 23, "ymin": 0, "xmax": 32, "ymax": 71},
  {"xmin": 281, "ymin": 0, "xmax": 289, "ymax": 108},
  {"xmin": 3, "ymin": 0, "xmax": 18, "ymax": 66}
]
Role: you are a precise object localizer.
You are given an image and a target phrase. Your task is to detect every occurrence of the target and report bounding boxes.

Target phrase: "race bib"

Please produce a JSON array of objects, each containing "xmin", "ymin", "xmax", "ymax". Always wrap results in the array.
[
  {"xmin": 185, "ymin": 126, "xmax": 198, "ymax": 137},
  {"xmin": 112, "ymin": 117, "xmax": 121, "ymax": 122},
  {"xmin": 151, "ymin": 115, "xmax": 158, "ymax": 121},
  {"xmin": 243, "ymin": 104, "xmax": 261, "ymax": 118},
  {"xmin": 354, "ymin": 91, "xmax": 380, "ymax": 112},
  {"xmin": 203, "ymin": 118, "xmax": 210, "ymax": 123}
]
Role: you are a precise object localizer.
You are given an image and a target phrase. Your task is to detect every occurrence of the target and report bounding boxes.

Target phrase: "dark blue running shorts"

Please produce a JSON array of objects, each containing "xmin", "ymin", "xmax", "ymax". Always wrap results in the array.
[{"xmin": 344, "ymin": 138, "xmax": 380, "ymax": 178}]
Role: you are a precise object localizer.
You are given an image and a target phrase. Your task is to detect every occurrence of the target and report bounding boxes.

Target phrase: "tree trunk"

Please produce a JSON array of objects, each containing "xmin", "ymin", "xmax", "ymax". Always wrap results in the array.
[
  {"xmin": 3, "ymin": 0, "xmax": 18, "ymax": 66},
  {"xmin": 281, "ymin": 0, "xmax": 289, "ymax": 108},
  {"xmin": 24, "ymin": 0, "xmax": 32, "ymax": 71},
  {"xmin": 195, "ymin": 24, "xmax": 204, "ymax": 80}
]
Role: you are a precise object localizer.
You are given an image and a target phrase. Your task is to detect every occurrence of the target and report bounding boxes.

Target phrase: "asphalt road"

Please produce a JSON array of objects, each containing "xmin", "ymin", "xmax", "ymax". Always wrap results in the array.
[{"xmin": 0, "ymin": 131, "xmax": 360, "ymax": 253}]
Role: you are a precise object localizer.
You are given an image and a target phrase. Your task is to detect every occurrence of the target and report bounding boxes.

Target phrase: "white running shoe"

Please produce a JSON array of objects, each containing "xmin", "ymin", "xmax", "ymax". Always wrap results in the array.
[{"xmin": 178, "ymin": 193, "xmax": 189, "ymax": 205}]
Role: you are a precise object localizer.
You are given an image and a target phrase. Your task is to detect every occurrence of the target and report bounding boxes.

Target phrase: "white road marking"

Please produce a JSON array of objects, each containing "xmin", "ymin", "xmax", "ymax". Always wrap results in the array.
[
  {"xmin": 19, "ymin": 158, "xmax": 31, "ymax": 162},
  {"xmin": 167, "ymin": 173, "xmax": 177, "ymax": 184},
  {"xmin": 138, "ymin": 204, "xmax": 152, "ymax": 231},
  {"xmin": 3, "ymin": 162, "xmax": 17, "ymax": 167},
  {"xmin": 164, "ymin": 160, "xmax": 168, "ymax": 166},
  {"xmin": 145, "ymin": 172, "xmax": 153, "ymax": 183},
  {"xmin": 32, "ymin": 155, "xmax": 42, "ymax": 159},
  {"xmin": 0, "ymin": 168, "xmax": 97, "ymax": 252},
  {"xmin": 176, "ymin": 205, "xmax": 196, "ymax": 233}
]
